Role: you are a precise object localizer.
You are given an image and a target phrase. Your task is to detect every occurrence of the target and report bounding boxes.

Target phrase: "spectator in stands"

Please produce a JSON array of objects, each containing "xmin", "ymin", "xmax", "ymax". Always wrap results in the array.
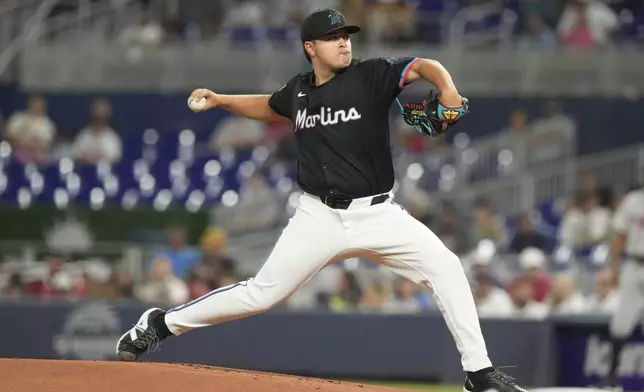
[
  {"xmin": 432, "ymin": 202, "xmax": 471, "ymax": 256},
  {"xmin": 497, "ymin": 108, "xmax": 530, "ymax": 154},
  {"xmin": 529, "ymin": 100, "xmax": 577, "ymax": 164},
  {"xmin": 25, "ymin": 258, "xmax": 86, "ymax": 300},
  {"xmin": 198, "ymin": 227, "xmax": 238, "ymax": 288},
  {"xmin": 119, "ymin": 9, "xmax": 164, "ymax": 46},
  {"xmin": 548, "ymin": 274, "xmax": 586, "ymax": 314},
  {"xmin": 382, "ymin": 277, "xmax": 433, "ymax": 313},
  {"xmin": 49, "ymin": 269, "xmax": 85, "ymax": 301},
  {"xmin": 359, "ymin": 282, "xmax": 388, "ymax": 313},
  {"xmin": 472, "ymin": 271, "xmax": 514, "ymax": 318},
  {"xmin": 508, "ymin": 276, "xmax": 549, "ymax": 319},
  {"xmin": 0, "ymin": 273, "xmax": 25, "ymax": 299},
  {"xmin": 84, "ymin": 263, "xmax": 133, "ymax": 300},
  {"xmin": 519, "ymin": 0, "xmax": 563, "ymax": 28},
  {"xmin": 516, "ymin": 14, "xmax": 557, "ymax": 50},
  {"xmin": 558, "ymin": 190, "xmax": 612, "ymax": 247},
  {"xmin": 135, "ymin": 255, "xmax": 189, "ymax": 306},
  {"xmin": 558, "ymin": 0, "xmax": 619, "ymax": 49},
  {"xmin": 510, "ymin": 247, "xmax": 552, "ymax": 303},
  {"xmin": 329, "ymin": 271, "xmax": 362, "ymax": 313},
  {"xmin": 533, "ymin": 100, "xmax": 576, "ymax": 138},
  {"xmin": 4, "ymin": 94, "xmax": 56, "ymax": 164},
  {"xmin": 156, "ymin": 225, "xmax": 201, "ymax": 279},
  {"xmin": 185, "ymin": 269, "xmax": 211, "ymax": 301},
  {"xmin": 470, "ymin": 197, "xmax": 507, "ymax": 249},
  {"xmin": 213, "ymin": 172, "xmax": 281, "ymax": 233},
  {"xmin": 485, "ymin": 109, "xmax": 531, "ymax": 176},
  {"xmin": 585, "ymin": 268, "xmax": 619, "ymax": 314},
  {"xmin": 509, "ymin": 213, "xmax": 548, "ymax": 253},
  {"xmin": 364, "ymin": 0, "xmax": 416, "ymax": 44},
  {"xmin": 210, "ymin": 115, "xmax": 266, "ymax": 153},
  {"xmin": 221, "ymin": 0, "xmax": 265, "ymax": 29},
  {"xmin": 73, "ymin": 99, "xmax": 122, "ymax": 165},
  {"xmin": 579, "ymin": 170, "xmax": 598, "ymax": 194}
]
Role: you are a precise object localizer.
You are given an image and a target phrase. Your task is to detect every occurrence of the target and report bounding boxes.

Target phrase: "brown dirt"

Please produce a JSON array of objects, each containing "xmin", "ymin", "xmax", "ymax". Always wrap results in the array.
[{"xmin": 0, "ymin": 359, "xmax": 408, "ymax": 392}]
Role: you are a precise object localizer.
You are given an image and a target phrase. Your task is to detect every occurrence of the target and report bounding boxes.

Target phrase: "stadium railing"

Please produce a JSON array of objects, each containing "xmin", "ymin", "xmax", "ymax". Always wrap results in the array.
[
  {"xmin": 0, "ymin": 0, "xmax": 139, "ymax": 80},
  {"xmin": 14, "ymin": 42, "xmax": 644, "ymax": 95},
  {"xmin": 425, "ymin": 142, "xmax": 644, "ymax": 216}
]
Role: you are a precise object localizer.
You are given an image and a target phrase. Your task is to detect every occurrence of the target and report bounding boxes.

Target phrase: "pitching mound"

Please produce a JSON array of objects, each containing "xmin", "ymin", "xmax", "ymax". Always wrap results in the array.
[{"xmin": 0, "ymin": 359, "xmax": 407, "ymax": 392}]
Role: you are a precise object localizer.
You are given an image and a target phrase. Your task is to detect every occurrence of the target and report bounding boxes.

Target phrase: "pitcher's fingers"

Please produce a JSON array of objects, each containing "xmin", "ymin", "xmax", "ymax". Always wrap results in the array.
[{"xmin": 194, "ymin": 88, "xmax": 207, "ymax": 101}]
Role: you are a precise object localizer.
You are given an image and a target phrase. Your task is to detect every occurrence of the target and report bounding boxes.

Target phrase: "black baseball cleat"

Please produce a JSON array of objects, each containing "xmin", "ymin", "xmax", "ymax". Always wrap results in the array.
[
  {"xmin": 116, "ymin": 307, "xmax": 168, "ymax": 361},
  {"xmin": 464, "ymin": 367, "xmax": 528, "ymax": 392}
]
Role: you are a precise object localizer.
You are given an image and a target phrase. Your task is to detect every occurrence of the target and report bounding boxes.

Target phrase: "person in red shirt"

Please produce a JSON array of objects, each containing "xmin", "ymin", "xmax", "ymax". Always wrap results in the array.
[{"xmin": 507, "ymin": 247, "xmax": 552, "ymax": 302}]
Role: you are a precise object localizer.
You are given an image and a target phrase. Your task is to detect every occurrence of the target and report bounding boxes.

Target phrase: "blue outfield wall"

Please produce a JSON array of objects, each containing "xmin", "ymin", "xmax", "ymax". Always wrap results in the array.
[{"xmin": 2, "ymin": 300, "xmax": 642, "ymax": 388}]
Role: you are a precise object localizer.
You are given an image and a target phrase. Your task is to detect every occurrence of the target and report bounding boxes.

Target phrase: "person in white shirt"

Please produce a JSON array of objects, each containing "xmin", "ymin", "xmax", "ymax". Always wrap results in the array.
[
  {"xmin": 558, "ymin": 191, "xmax": 612, "ymax": 247},
  {"xmin": 382, "ymin": 277, "xmax": 432, "ymax": 314},
  {"xmin": 603, "ymin": 187, "xmax": 644, "ymax": 387},
  {"xmin": 135, "ymin": 256, "xmax": 190, "ymax": 306},
  {"xmin": 73, "ymin": 99, "xmax": 122, "ymax": 165},
  {"xmin": 472, "ymin": 272, "xmax": 513, "ymax": 318},
  {"xmin": 508, "ymin": 277, "xmax": 549, "ymax": 320},
  {"xmin": 4, "ymin": 94, "xmax": 56, "ymax": 164},
  {"xmin": 210, "ymin": 114, "xmax": 266, "ymax": 152},
  {"xmin": 119, "ymin": 10, "xmax": 164, "ymax": 46},
  {"xmin": 548, "ymin": 274, "xmax": 586, "ymax": 315},
  {"xmin": 529, "ymin": 100, "xmax": 577, "ymax": 164},
  {"xmin": 585, "ymin": 268, "xmax": 619, "ymax": 315}
]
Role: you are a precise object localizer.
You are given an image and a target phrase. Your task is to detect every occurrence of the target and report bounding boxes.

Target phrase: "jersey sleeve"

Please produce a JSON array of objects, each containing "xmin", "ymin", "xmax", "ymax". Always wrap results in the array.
[
  {"xmin": 361, "ymin": 57, "xmax": 420, "ymax": 106},
  {"xmin": 268, "ymin": 77, "xmax": 298, "ymax": 120},
  {"xmin": 612, "ymin": 193, "xmax": 633, "ymax": 234}
]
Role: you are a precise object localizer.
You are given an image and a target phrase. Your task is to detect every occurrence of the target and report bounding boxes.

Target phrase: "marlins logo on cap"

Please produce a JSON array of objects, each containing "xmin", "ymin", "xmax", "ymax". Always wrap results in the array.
[
  {"xmin": 300, "ymin": 8, "xmax": 361, "ymax": 42},
  {"xmin": 328, "ymin": 10, "xmax": 341, "ymax": 25}
]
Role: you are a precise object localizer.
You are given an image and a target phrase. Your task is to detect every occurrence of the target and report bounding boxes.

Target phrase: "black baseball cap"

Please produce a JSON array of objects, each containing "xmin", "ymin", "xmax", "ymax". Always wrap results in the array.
[{"xmin": 300, "ymin": 9, "xmax": 361, "ymax": 42}]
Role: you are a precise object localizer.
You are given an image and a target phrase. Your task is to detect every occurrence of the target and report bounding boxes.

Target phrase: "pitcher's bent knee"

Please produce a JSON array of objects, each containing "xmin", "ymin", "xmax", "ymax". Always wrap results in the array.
[
  {"xmin": 245, "ymin": 281, "xmax": 290, "ymax": 313},
  {"xmin": 416, "ymin": 247, "xmax": 466, "ymax": 284}
]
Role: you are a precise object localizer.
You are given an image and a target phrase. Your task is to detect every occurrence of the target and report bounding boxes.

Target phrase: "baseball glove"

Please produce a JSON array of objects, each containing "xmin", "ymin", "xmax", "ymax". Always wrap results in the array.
[{"xmin": 396, "ymin": 91, "xmax": 469, "ymax": 137}]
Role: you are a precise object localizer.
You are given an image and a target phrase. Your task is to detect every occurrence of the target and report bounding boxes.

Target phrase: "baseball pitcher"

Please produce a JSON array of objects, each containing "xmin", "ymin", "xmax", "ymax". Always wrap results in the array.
[{"xmin": 116, "ymin": 9, "xmax": 527, "ymax": 392}]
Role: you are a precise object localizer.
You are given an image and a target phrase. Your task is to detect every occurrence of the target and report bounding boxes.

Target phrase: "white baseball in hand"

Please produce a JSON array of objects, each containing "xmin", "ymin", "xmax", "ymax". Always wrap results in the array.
[{"xmin": 188, "ymin": 97, "xmax": 207, "ymax": 111}]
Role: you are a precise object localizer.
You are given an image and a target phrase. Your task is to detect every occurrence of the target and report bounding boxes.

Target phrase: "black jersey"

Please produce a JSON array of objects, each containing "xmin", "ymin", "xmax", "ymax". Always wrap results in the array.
[{"xmin": 268, "ymin": 56, "xmax": 419, "ymax": 199}]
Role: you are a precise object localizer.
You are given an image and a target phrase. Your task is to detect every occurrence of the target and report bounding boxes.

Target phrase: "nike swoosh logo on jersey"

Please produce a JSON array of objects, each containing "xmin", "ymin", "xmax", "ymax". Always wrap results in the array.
[{"xmin": 298, "ymin": 92, "xmax": 306, "ymax": 97}]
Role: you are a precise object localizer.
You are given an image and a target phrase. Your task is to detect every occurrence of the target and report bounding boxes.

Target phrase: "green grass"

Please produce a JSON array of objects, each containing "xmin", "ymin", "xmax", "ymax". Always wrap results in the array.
[{"xmin": 351, "ymin": 380, "xmax": 462, "ymax": 391}]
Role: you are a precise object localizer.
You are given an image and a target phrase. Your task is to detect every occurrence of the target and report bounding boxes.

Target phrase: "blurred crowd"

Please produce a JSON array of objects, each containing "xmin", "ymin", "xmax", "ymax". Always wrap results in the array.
[
  {"xmin": 0, "ymin": 166, "xmax": 635, "ymax": 321},
  {"xmin": 110, "ymin": 0, "xmax": 644, "ymax": 49},
  {"xmin": 0, "ymin": 94, "xmax": 122, "ymax": 166},
  {"xmin": 0, "ymin": 225, "xmax": 241, "ymax": 306}
]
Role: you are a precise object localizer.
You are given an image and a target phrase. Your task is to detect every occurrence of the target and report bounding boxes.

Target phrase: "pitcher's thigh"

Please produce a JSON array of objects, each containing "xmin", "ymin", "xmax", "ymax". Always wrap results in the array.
[
  {"xmin": 251, "ymin": 210, "xmax": 349, "ymax": 301},
  {"xmin": 378, "ymin": 211, "xmax": 465, "ymax": 287}
]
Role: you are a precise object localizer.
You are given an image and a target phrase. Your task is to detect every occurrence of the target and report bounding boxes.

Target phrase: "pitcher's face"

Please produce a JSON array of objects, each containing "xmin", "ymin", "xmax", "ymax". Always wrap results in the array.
[{"xmin": 306, "ymin": 31, "xmax": 352, "ymax": 70}]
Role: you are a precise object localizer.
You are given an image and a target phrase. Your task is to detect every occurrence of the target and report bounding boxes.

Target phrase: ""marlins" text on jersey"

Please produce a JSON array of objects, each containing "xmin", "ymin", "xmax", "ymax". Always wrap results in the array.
[{"xmin": 295, "ymin": 107, "xmax": 362, "ymax": 130}]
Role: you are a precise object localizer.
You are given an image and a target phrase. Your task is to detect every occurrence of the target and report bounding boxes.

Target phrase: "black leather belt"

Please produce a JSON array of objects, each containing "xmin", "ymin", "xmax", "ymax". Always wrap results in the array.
[{"xmin": 320, "ymin": 193, "xmax": 389, "ymax": 210}]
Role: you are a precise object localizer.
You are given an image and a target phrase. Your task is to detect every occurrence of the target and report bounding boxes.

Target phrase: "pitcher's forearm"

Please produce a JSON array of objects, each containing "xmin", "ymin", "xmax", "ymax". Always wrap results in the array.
[{"xmin": 217, "ymin": 94, "xmax": 282, "ymax": 122}]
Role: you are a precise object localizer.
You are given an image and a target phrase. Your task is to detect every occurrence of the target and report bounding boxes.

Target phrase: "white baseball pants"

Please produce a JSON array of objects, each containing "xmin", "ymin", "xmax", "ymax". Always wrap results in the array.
[
  {"xmin": 610, "ymin": 259, "xmax": 644, "ymax": 338},
  {"xmin": 164, "ymin": 192, "xmax": 492, "ymax": 372}
]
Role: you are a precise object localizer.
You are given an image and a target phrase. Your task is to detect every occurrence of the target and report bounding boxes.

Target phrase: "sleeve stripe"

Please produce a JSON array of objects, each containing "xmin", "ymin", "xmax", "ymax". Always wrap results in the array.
[{"xmin": 398, "ymin": 57, "xmax": 420, "ymax": 89}]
